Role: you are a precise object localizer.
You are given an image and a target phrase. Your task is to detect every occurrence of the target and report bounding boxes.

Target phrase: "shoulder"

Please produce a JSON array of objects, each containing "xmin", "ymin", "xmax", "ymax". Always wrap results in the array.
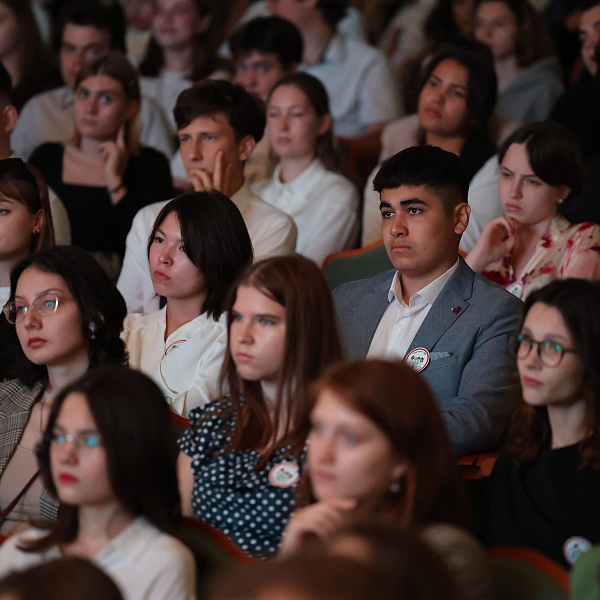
[
  {"xmin": 132, "ymin": 200, "xmax": 171, "ymax": 229},
  {"xmin": 333, "ymin": 269, "xmax": 394, "ymax": 304},
  {"xmin": 19, "ymin": 87, "xmax": 65, "ymax": 114},
  {"xmin": 564, "ymin": 221, "xmax": 600, "ymax": 239},
  {"xmin": 336, "ymin": 34, "xmax": 387, "ymax": 65},
  {"xmin": 471, "ymin": 271, "xmax": 522, "ymax": 310},
  {"xmin": 0, "ymin": 380, "xmax": 40, "ymax": 414},
  {"xmin": 123, "ymin": 309, "xmax": 164, "ymax": 331},
  {"xmin": 132, "ymin": 147, "xmax": 170, "ymax": 167}
]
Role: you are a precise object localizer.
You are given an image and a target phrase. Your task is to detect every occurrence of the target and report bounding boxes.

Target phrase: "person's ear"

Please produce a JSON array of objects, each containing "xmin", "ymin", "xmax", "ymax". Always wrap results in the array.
[
  {"xmin": 317, "ymin": 113, "xmax": 332, "ymax": 136},
  {"xmin": 125, "ymin": 100, "xmax": 140, "ymax": 122},
  {"xmin": 453, "ymin": 202, "xmax": 470, "ymax": 235},
  {"xmin": 556, "ymin": 185, "xmax": 571, "ymax": 204},
  {"xmin": 196, "ymin": 14, "xmax": 211, "ymax": 34},
  {"xmin": 2, "ymin": 104, "xmax": 17, "ymax": 134},
  {"xmin": 32, "ymin": 209, "xmax": 44, "ymax": 235},
  {"xmin": 237, "ymin": 134, "xmax": 256, "ymax": 162}
]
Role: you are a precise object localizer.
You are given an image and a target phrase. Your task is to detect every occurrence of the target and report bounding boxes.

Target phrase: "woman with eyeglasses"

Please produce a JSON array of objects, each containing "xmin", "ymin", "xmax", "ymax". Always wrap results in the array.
[
  {"xmin": 0, "ymin": 366, "xmax": 196, "ymax": 600},
  {"xmin": 0, "ymin": 246, "xmax": 127, "ymax": 534},
  {"xmin": 472, "ymin": 279, "xmax": 600, "ymax": 569}
]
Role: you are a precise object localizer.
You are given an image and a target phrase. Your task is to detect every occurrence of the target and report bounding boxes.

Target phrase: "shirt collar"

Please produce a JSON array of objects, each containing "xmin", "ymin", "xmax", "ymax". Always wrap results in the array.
[
  {"xmin": 96, "ymin": 516, "xmax": 160, "ymax": 566},
  {"xmin": 387, "ymin": 260, "xmax": 460, "ymax": 306},
  {"xmin": 271, "ymin": 159, "xmax": 323, "ymax": 196}
]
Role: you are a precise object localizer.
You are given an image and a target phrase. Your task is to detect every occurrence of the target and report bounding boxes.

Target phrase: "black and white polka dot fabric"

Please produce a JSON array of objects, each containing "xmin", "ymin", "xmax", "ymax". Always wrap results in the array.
[{"xmin": 179, "ymin": 398, "xmax": 306, "ymax": 559}]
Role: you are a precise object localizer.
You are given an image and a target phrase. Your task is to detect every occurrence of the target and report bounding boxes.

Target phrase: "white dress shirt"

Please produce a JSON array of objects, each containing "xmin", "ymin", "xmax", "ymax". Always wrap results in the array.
[
  {"xmin": 117, "ymin": 183, "xmax": 297, "ymax": 313},
  {"xmin": 368, "ymin": 261, "xmax": 459, "ymax": 359},
  {"xmin": 252, "ymin": 159, "xmax": 358, "ymax": 265},
  {"xmin": 0, "ymin": 517, "xmax": 196, "ymax": 600}
]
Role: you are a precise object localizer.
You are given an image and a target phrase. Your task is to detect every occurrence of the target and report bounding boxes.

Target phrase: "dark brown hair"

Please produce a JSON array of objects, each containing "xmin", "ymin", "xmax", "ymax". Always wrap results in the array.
[
  {"xmin": 298, "ymin": 359, "xmax": 472, "ymax": 530},
  {"xmin": 214, "ymin": 255, "xmax": 344, "ymax": 466},
  {"xmin": 508, "ymin": 279, "xmax": 600, "ymax": 469}
]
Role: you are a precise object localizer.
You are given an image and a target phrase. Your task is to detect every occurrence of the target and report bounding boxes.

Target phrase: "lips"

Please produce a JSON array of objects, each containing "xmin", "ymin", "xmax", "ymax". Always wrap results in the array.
[
  {"xmin": 27, "ymin": 337, "xmax": 46, "ymax": 348},
  {"xmin": 311, "ymin": 469, "xmax": 336, "ymax": 484},
  {"xmin": 58, "ymin": 473, "xmax": 78, "ymax": 484},
  {"xmin": 153, "ymin": 270, "xmax": 169, "ymax": 282},
  {"xmin": 423, "ymin": 107, "xmax": 441, "ymax": 119},
  {"xmin": 522, "ymin": 375, "xmax": 543, "ymax": 388},
  {"xmin": 235, "ymin": 352, "xmax": 252, "ymax": 363},
  {"xmin": 504, "ymin": 203, "xmax": 521, "ymax": 213},
  {"xmin": 391, "ymin": 244, "xmax": 410, "ymax": 252}
]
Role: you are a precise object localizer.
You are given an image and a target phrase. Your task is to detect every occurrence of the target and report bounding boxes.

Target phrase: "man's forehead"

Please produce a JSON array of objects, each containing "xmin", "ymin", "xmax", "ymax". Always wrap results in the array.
[
  {"xmin": 380, "ymin": 185, "xmax": 441, "ymax": 205},
  {"xmin": 181, "ymin": 113, "xmax": 234, "ymax": 134},
  {"xmin": 580, "ymin": 5, "xmax": 600, "ymax": 30},
  {"xmin": 237, "ymin": 50, "xmax": 282, "ymax": 67},
  {"xmin": 62, "ymin": 23, "xmax": 112, "ymax": 47}
]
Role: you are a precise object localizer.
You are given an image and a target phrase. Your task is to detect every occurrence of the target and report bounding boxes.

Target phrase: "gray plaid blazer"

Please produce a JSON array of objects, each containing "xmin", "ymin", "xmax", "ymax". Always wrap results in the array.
[{"xmin": 0, "ymin": 379, "xmax": 59, "ymax": 521}]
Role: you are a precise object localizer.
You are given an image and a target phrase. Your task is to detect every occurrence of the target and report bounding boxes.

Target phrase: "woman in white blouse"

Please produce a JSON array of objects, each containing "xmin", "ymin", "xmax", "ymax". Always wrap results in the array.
[
  {"xmin": 122, "ymin": 191, "xmax": 253, "ymax": 416},
  {"xmin": 252, "ymin": 73, "xmax": 359, "ymax": 266}
]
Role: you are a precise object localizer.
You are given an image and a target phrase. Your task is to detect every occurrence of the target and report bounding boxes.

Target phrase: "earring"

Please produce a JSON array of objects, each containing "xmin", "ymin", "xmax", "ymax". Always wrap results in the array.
[
  {"xmin": 558, "ymin": 198, "xmax": 564, "ymax": 204},
  {"xmin": 89, "ymin": 323, "xmax": 96, "ymax": 340},
  {"xmin": 390, "ymin": 476, "xmax": 402, "ymax": 494},
  {"xmin": 32, "ymin": 228, "xmax": 39, "ymax": 235}
]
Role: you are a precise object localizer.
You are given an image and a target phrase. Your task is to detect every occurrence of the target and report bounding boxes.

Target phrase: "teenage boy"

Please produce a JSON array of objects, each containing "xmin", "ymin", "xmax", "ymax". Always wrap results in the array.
[
  {"xmin": 117, "ymin": 80, "xmax": 297, "ymax": 313},
  {"xmin": 334, "ymin": 146, "xmax": 521, "ymax": 456}
]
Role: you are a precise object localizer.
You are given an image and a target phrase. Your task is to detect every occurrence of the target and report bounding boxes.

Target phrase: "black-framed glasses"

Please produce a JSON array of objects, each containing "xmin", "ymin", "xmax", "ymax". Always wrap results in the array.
[
  {"xmin": 3, "ymin": 294, "xmax": 71, "ymax": 325},
  {"xmin": 516, "ymin": 332, "xmax": 578, "ymax": 367}
]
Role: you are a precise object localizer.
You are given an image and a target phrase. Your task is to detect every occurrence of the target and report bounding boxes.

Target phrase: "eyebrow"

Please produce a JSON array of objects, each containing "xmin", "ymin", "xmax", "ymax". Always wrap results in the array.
[
  {"xmin": 429, "ymin": 75, "xmax": 468, "ymax": 93},
  {"xmin": 521, "ymin": 327, "xmax": 570, "ymax": 342},
  {"xmin": 52, "ymin": 424, "xmax": 101, "ymax": 435},
  {"xmin": 14, "ymin": 288, "xmax": 64, "ymax": 300},
  {"xmin": 155, "ymin": 227, "xmax": 182, "ymax": 243},
  {"xmin": 379, "ymin": 198, "xmax": 429, "ymax": 210},
  {"xmin": 501, "ymin": 166, "xmax": 538, "ymax": 178}
]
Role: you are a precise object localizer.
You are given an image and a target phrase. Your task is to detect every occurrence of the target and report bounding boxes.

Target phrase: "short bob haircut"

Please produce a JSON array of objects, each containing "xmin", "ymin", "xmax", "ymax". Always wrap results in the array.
[
  {"xmin": 268, "ymin": 72, "xmax": 345, "ymax": 176},
  {"xmin": 474, "ymin": 0, "xmax": 554, "ymax": 68},
  {"xmin": 7, "ymin": 246, "xmax": 127, "ymax": 388},
  {"xmin": 26, "ymin": 366, "xmax": 181, "ymax": 553},
  {"xmin": 214, "ymin": 255, "xmax": 344, "ymax": 466},
  {"xmin": 174, "ymin": 79, "xmax": 266, "ymax": 144},
  {"xmin": 498, "ymin": 121, "xmax": 584, "ymax": 200},
  {"xmin": 0, "ymin": 557, "xmax": 124, "ymax": 600},
  {"xmin": 72, "ymin": 53, "xmax": 141, "ymax": 155},
  {"xmin": 509, "ymin": 279, "xmax": 600, "ymax": 469},
  {"xmin": 373, "ymin": 145, "xmax": 469, "ymax": 216},
  {"xmin": 147, "ymin": 191, "xmax": 253, "ymax": 319},
  {"xmin": 229, "ymin": 16, "xmax": 303, "ymax": 70},
  {"xmin": 297, "ymin": 359, "xmax": 472, "ymax": 530},
  {"xmin": 417, "ymin": 43, "xmax": 497, "ymax": 140},
  {"xmin": 0, "ymin": 158, "xmax": 55, "ymax": 253}
]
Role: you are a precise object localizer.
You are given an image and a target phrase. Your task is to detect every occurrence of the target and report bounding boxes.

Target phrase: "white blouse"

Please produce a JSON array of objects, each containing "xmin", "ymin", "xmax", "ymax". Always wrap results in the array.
[
  {"xmin": 0, "ymin": 517, "xmax": 196, "ymax": 600},
  {"xmin": 122, "ymin": 308, "xmax": 227, "ymax": 416},
  {"xmin": 252, "ymin": 159, "xmax": 358, "ymax": 265}
]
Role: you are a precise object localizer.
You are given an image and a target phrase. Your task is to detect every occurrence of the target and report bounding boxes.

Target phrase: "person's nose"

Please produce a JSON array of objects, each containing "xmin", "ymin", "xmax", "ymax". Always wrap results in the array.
[
  {"xmin": 510, "ymin": 177, "xmax": 523, "ymax": 199},
  {"xmin": 311, "ymin": 433, "xmax": 335, "ymax": 464},
  {"xmin": 390, "ymin": 213, "xmax": 408, "ymax": 236},
  {"xmin": 158, "ymin": 244, "xmax": 174, "ymax": 265},
  {"xmin": 21, "ymin": 306, "xmax": 41, "ymax": 329},
  {"xmin": 188, "ymin": 138, "xmax": 203, "ymax": 162},
  {"xmin": 53, "ymin": 440, "xmax": 79, "ymax": 465},
  {"xmin": 237, "ymin": 319, "xmax": 253, "ymax": 344}
]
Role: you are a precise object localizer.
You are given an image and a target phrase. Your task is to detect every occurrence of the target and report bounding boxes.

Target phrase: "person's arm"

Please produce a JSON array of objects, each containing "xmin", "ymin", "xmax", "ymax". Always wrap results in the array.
[
  {"xmin": 440, "ymin": 292, "xmax": 521, "ymax": 456},
  {"xmin": 465, "ymin": 216, "xmax": 519, "ymax": 273},
  {"xmin": 177, "ymin": 451, "xmax": 194, "ymax": 517},
  {"xmin": 558, "ymin": 223, "xmax": 600, "ymax": 280}
]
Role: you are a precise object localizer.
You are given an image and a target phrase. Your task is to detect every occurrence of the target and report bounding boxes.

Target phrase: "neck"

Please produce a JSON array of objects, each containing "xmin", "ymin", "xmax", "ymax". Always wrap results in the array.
[
  {"xmin": 78, "ymin": 136, "xmax": 110, "ymax": 160},
  {"xmin": 278, "ymin": 155, "xmax": 315, "ymax": 183},
  {"xmin": 424, "ymin": 131, "xmax": 466, "ymax": 156},
  {"xmin": 46, "ymin": 359, "xmax": 89, "ymax": 399},
  {"xmin": 163, "ymin": 46, "xmax": 194, "ymax": 75},
  {"xmin": 494, "ymin": 55, "xmax": 520, "ymax": 91},
  {"xmin": 164, "ymin": 294, "xmax": 206, "ymax": 339},
  {"xmin": 226, "ymin": 170, "xmax": 245, "ymax": 198},
  {"xmin": 1, "ymin": 53, "xmax": 21, "ymax": 88},
  {"xmin": 301, "ymin": 22, "xmax": 334, "ymax": 66},
  {"xmin": 548, "ymin": 397, "xmax": 589, "ymax": 449},
  {"xmin": 73, "ymin": 502, "xmax": 136, "ymax": 557},
  {"xmin": 398, "ymin": 258, "xmax": 457, "ymax": 304},
  {"xmin": 0, "ymin": 139, "xmax": 12, "ymax": 161}
]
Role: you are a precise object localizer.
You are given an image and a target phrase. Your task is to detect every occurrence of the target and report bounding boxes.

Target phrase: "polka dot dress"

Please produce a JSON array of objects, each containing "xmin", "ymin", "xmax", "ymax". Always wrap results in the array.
[{"xmin": 179, "ymin": 399, "xmax": 306, "ymax": 559}]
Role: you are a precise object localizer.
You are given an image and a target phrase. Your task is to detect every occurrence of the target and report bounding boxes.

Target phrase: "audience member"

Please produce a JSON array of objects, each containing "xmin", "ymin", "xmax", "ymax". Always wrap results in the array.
[
  {"xmin": 177, "ymin": 255, "xmax": 344, "ymax": 557},
  {"xmin": 29, "ymin": 53, "xmax": 173, "ymax": 279},
  {"xmin": 121, "ymin": 0, "xmax": 154, "ymax": 65},
  {"xmin": 467, "ymin": 122, "xmax": 600, "ymax": 299},
  {"xmin": 0, "ymin": 556, "xmax": 125, "ymax": 600},
  {"xmin": 474, "ymin": 0, "xmax": 564, "ymax": 123},
  {"xmin": 334, "ymin": 146, "xmax": 521, "ymax": 456},
  {"xmin": 118, "ymin": 80, "xmax": 296, "ymax": 314},
  {"xmin": 253, "ymin": 73, "xmax": 358, "ymax": 265},
  {"xmin": 550, "ymin": 0, "xmax": 600, "ymax": 160},
  {"xmin": 122, "ymin": 192, "xmax": 252, "ymax": 416},
  {"xmin": 0, "ymin": 0, "xmax": 59, "ymax": 112},
  {"xmin": 11, "ymin": 0, "xmax": 174, "ymax": 162},
  {"xmin": 139, "ymin": 0, "xmax": 231, "ymax": 136},
  {"xmin": 0, "ymin": 158, "xmax": 55, "ymax": 381},
  {"xmin": 362, "ymin": 43, "xmax": 498, "ymax": 245},
  {"xmin": 281, "ymin": 359, "xmax": 493, "ymax": 600},
  {"xmin": 0, "ymin": 247, "xmax": 127, "ymax": 533},
  {"xmin": 268, "ymin": 0, "xmax": 399, "ymax": 140},
  {"xmin": 0, "ymin": 366, "xmax": 196, "ymax": 600},
  {"xmin": 473, "ymin": 279, "xmax": 600, "ymax": 569}
]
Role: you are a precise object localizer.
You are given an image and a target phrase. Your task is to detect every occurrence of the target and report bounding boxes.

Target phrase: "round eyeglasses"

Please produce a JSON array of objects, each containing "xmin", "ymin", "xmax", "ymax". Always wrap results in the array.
[
  {"xmin": 48, "ymin": 431, "xmax": 103, "ymax": 452},
  {"xmin": 516, "ymin": 333, "xmax": 578, "ymax": 367},
  {"xmin": 3, "ymin": 294, "xmax": 70, "ymax": 325}
]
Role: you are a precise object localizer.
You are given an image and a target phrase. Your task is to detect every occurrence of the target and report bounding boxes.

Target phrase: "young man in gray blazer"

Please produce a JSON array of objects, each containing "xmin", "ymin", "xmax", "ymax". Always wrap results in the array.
[{"xmin": 334, "ymin": 146, "xmax": 522, "ymax": 456}]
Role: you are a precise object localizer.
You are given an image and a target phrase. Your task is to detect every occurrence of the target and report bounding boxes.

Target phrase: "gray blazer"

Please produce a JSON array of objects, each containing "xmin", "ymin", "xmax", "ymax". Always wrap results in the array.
[
  {"xmin": 0, "ymin": 379, "xmax": 59, "ymax": 521},
  {"xmin": 333, "ymin": 258, "xmax": 522, "ymax": 456}
]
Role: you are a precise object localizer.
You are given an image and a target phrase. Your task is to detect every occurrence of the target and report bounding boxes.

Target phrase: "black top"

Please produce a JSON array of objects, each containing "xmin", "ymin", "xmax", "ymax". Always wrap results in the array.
[
  {"xmin": 460, "ymin": 134, "xmax": 497, "ymax": 183},
  {"xmin": 472, "ymin": 445, "xmax": 600, "ymax": 568},
  {"xmin": 29, "ymin": 143, "xmax": 173, "ymax": 257}
]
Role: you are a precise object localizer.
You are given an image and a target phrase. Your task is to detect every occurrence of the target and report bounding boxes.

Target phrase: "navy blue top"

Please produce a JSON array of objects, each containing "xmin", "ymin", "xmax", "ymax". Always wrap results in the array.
[{"xmin": 179, "ymin": 399, "xmax": 306, "ymax": 558}]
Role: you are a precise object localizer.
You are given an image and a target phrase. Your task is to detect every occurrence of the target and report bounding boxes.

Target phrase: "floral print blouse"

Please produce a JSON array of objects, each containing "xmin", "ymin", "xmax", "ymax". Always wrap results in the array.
[{"xmin": 482, "ymin": 215, "xmax": 600, "ymax": 299}]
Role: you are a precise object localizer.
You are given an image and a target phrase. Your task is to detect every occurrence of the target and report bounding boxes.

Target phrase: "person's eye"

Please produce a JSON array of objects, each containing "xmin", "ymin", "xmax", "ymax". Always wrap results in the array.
[
  {"xmin": 231, "ymin": 312, "xmax": 243, "ymax": 322},
  {"xmin": 542, "ymin": 340, "xmax": 563, "ymax": 354},
  {"xmin": 527, "ymin": 178, "xmax": 540, "ymax": 186},
  {"xmin": 14, "ymin": 304, "xmax": 27, "ymax": 315},
  {"xmin": 82, "ymin": 434, "xmax": 102, "ymax": 449},
  {"xmin": 500, "ymin": 170, "xmax": 512, "ymax": 179},
  {"xmin": 267, "ymin": 110, "xmax": 279, "ymax": 119},
  {"xmin": 258, "ymin": 64, "xmax": 270, "ymax": 73},
  {"xmin": 76, "ymin": 89, "xmax": 89, "ymax": 101},
  {"xmin": 291, "ymin": 111, "xmax": 307, "ymax": 118},
  {"xmin": 259, "ymin": 317, "xmax": 276, "ymax": 325},
  {"xmin": 309, "ymin": 422, "xmax": 325, "ymax": 436},
  {"xmin": 343, "ymin": 432, "xmax": 359, "ymax": 445},
  {"xmin": 427, "ymin": 78, "xmax": 439, "ymax": 88},
  {"xmin": 202, "ymin": 134, "xmax": 216, "ymax": 141},
  {"xmin": 153, "ymin": 235, "xmax": 164, "ymax": 244},
  {"xmin": 51, "ymin": 433, "xmax": 66, "ymax": 445},
  {"xmin": 407, "ymin": 207, "xmax": 422, "ymax": 215},
  {"xmin": 178, "ymin": 134, "xmax": 190, "ymax": 144},
  {"xmin": 99, "ymin": 94, "xmax": 113, "ymax": 104},
  {"xmin": 452, "ymin": 90, "xmax": 466, "ymax": 99},
  {"xmin": 0, "ymin": 208, "xmax": 9, "ymax": 215},
  {"xmin": 381, "ymin": 210, "xmax": 394, "ymax": 218},
  {"xmin": 42, "ymin": 299, "xmax": 57, "ymax": 309}
]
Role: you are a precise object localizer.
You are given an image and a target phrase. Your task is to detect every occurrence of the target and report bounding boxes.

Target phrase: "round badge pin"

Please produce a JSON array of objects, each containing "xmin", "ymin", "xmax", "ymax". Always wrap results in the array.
[
  {"xmin": 405, "ymin": 348, "xmax": 430, "ymax": 373},
  {"xmin": 268, "ymin": 461, "xmax": 300, "ymax": 488},
  {"xmin": 563, "ymin": 536, "xmax": 592, "ymax": 566},
  {"xmin": 506, "ymin": 282, "xmax": 524, "ymax": 298}
]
